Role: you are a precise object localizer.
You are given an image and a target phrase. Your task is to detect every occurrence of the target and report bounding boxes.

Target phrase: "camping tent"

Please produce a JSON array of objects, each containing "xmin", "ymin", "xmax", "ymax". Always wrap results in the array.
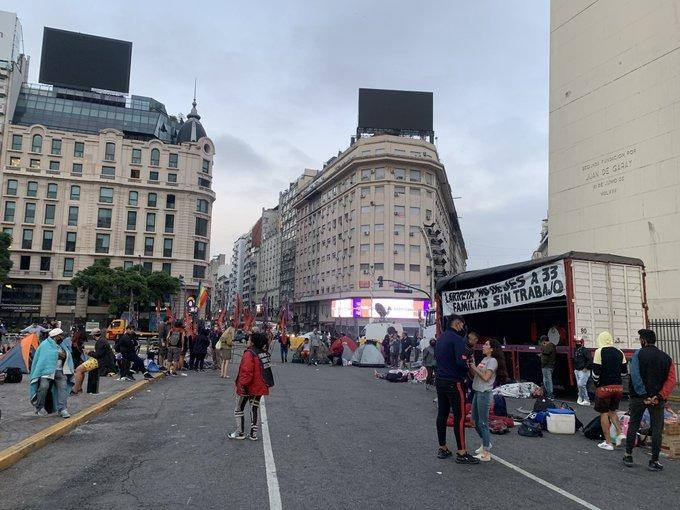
[
  {"xmin": 293, "ymin": 341, "xmax": 331, "ymax": 364},
  {"xmin": 338, "ymin": 336, "xmax": 357, "ymax": 352},
  {"xmin": 350, "ymin": 343, "xmax": 385, "ymax": 367},
  {"xmin": 0, "ymin": 333, "xmax": 40, "ymax": 373}
]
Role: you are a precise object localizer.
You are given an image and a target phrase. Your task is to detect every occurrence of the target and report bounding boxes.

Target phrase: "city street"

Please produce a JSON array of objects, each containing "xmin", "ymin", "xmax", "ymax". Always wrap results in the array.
[{"xmin": 2, "ymin": 354, "xmax": 679, "ymax": 510}]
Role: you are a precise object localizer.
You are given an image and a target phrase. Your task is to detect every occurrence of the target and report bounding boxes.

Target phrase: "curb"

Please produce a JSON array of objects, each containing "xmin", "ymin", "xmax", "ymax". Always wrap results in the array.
[{"xmin": 0, "ymin": 373, "xmax": 165, "ymax": 472}]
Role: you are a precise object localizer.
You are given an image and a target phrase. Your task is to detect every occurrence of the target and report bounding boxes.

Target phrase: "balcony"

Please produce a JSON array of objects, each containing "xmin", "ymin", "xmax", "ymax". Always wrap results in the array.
[{"xmin": 8, "ymin": 269, "xmax": 53, "ymax": 280}]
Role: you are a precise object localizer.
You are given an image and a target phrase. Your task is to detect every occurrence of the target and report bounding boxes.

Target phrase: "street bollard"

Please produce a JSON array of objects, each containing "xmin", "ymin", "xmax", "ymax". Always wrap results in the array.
[{"xmin": 86, "ymin": 368, "xmax": 100, "ymax": 394}]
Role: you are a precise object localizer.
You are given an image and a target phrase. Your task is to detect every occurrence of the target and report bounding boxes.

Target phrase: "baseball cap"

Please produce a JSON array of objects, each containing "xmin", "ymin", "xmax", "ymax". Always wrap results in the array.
[
  {"xmin": 91, "ymin": 328, "xmax": 102, "ymax": 336},
  {"xmin": 48, "ymin": 328, "xmax": 64, "ymax": 338}
]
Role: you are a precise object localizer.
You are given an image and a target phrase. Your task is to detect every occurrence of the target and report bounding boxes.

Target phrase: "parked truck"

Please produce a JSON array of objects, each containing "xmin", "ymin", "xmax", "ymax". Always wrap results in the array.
[
  {"xmin": 106, "ymin": 319, "xmax": 158, "ymax": 342},
  {"xmin": 435, "ymin": 251, "xmax": 647, "ymax": 388}
]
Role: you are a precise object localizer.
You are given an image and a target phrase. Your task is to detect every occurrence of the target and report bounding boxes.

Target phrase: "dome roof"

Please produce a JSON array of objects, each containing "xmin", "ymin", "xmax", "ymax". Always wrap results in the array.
[{"xmin": 176, "ymin": 99, "xmax": 207, "ymax": 143}]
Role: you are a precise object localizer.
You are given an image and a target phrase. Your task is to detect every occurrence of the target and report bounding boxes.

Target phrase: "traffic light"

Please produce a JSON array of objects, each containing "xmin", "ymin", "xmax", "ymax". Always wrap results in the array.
[{"xmin": 377, "ymin": 276, "xmax": 383, "ymax": 287}]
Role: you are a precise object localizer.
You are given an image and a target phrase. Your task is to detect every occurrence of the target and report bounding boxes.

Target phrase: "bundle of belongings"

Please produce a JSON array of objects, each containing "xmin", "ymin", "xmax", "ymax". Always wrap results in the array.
[
  {"xmin": 446, "ymin": 395, "xmax": 515, "ymax": 435},
  {"xmin": 374, "ymin": 367, "xmax": 427, "ymax": 382},
  {"xmin": 492, "ymin": 381, "xmax": 540, "ymax": 399}
]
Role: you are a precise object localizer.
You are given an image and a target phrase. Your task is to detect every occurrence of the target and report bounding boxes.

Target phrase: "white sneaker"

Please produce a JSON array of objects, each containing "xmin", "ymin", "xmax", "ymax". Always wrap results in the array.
[
  {"xmin": 576, "ymin": 398, "xmax": 584, "ymax": 405},
  {"xmin": 474, "ymin": 452, "xmax": 491, "ymax": 462},
  {"xmin": 179, "ymin": 372, "xmax": 188, "ymax": 377},
  {"xmin": 228, "ymin": 431, "xmax": 246, "ymax": 440},
  {"xmin": 582, "ymin": 400, "xmax": 591, "ymax": 406},
  {"xmin": 598, "ymin": 441, "xmax": 614, "ymax": 451},
  {"xmin": 475, "ymin": 444, "xmax": 491, "ymax": 455},
  {"xmin": 58, "ymin": 409, "xmax": 70, "ymax": 418}
]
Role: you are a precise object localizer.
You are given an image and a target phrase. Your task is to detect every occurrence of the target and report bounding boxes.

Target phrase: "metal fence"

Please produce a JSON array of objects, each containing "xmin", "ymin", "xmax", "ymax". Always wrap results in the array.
[{"xmin": 650, "ymin": 319, "xmax": 680, "ymax": 386}]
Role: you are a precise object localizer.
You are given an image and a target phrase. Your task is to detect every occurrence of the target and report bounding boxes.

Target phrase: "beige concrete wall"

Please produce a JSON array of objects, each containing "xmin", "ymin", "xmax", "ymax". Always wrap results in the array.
[{"xmin": 549, "ymin": 0, "xmax": 680, "ymax": 318}]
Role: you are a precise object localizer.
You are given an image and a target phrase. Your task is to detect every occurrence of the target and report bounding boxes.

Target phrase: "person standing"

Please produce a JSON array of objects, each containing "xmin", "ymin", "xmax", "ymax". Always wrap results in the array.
[
  {"xmin": 192, "ymin": 328, "xmax": 210, "ymax": 371},
  {"xmin": 158, "ymin": 318, "xmax": 170, "ymax": 369},
  {"xmin": 210, "ymin": 326, "xmax": 222, "ymax": 370},
  {"xmin": 279, "ymin": 331, "xmax": 290, "ymax": 363},
  {"xmin": 434, "ymin": 314, "xmax": 479, "ymax": 464},
  {"xmin": 70, "ymin": 326, "xmax": 86, "ymax": 369},
  {"xmin": 422, "ymin": 339, "xmax": 436, "ymax": 389},
  {"xmin": 229, "ymin": 332, "xmax": 274, "ymax": 441},
  {"xmin": 381, "ymin": 335, "xmax": 390, "ymax": 363},
  {"xmin": 29, "ymin": 328, "xmax": 74, "ymax": 418},
  {"xmin": 165, "ymin": 321, "xmax": 185, "ymax": 376},
  {"xmin": 592, "ymin": 331, "xmax": 627, "ymax": 451},
  {"xmin": 573, "ymin": 338, "xmax": 592, "ymax": 405},
  {"xmin": 308, "ymin": 328, "xmax": 321, "ymax": 366},
  {"xmin": 400, "ymin": 332, "xmax": 412, "ymax": 368},
  {"xmin": 468, "ymin": 339, "xmax": 507, "ymax": 461},
  {"xmin": 219, "ymin": 325, "xmax": 235, "ymax": 378},
  {"xmin": 623, "ymin": 329, "xmax": 676, "ymax": 471},
  {"xmin": 389, "ymin": 333, "xmax": 401, "ymax": 367},
  {"xmin": 539, "ymin": 335, "xmax": 556, "ymax": 400}
]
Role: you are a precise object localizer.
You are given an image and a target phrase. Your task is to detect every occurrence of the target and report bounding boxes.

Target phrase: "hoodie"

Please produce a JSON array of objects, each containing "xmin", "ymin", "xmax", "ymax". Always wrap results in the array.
[{"xmin": 592, "ymin": 331, "xmax": 627, "ymax": 387}]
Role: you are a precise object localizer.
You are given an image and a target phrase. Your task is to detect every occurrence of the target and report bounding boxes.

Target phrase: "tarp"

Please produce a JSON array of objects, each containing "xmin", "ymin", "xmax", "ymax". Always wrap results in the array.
[
  {"xmin": 351, "ymin": 343, "xmax": 385, "ymax": 367},
  {"xmin": 0, "ymin": 333, "xmax": 40, "ymax": 373}
]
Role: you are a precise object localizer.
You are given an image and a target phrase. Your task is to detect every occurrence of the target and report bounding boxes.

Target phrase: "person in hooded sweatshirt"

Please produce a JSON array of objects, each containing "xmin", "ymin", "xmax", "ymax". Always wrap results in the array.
[{"xmin": 592, "ymin": 331, "xmax": 627, "ymax": 451}]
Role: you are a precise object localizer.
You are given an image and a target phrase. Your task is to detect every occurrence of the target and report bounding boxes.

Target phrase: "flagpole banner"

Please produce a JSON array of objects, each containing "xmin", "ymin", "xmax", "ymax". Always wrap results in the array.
[{"xmin": 441, "ymin": 261, "xmax": 566, "ymax": 316}]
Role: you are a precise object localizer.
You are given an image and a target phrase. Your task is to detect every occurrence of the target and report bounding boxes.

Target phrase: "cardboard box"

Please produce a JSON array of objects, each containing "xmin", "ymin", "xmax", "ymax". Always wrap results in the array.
[
  {"xmin": 663, "ymin": 421, "xmax": 680, "ymax": 436},
  {"xmin": 661, "ymin": 434, "xmax": 680, "ymax": 459}
]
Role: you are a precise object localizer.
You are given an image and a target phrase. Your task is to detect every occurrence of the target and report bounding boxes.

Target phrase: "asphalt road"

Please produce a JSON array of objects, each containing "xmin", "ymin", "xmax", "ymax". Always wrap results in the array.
[{"xmin": 2, "ymin": 356, "xmax": 679, "ymax": 510}]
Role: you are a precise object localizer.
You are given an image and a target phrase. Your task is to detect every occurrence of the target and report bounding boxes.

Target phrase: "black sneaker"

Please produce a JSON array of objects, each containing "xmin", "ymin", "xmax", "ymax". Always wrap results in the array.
[
  {"xmin": 437, "ymin": 448, "xmax": 453, "ymax": 459},
  {"xmin": 622, "ymin": 454, "xmax": 634, "ymax": 467},
  {"xmin": 143, "ymin": 372, "xmax": 153, "ymax": 379},
  {"xmin": 648, "ymin": 460, "xmax": 663, "ymax": 472},
  {"xmin": 455, "ymin": 452, "xmax": 480, "ymax": 465}
]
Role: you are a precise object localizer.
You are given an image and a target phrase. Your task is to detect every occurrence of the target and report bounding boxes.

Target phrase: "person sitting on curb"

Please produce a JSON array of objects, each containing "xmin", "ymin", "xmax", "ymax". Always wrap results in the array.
[
  {"xmin": 29, "ymin": 328, "xmax": 74, "ymax": 418},
  {"xmin": 71, "ymin": 328, "xmax": 117, "ymax": 394},
  {"xmin": 115, "ymin": 325, "xmax": 152, "ymax": 381}
]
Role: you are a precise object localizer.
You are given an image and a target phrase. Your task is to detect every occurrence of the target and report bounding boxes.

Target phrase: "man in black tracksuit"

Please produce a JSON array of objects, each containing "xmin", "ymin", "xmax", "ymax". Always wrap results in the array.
[
  {"xmin": 116, "ymin": 325, "xmax": 151, "ymax": 381},
  {"xmin": 434, "ymin": 314, "xmax": 478, "ymax": 464}
]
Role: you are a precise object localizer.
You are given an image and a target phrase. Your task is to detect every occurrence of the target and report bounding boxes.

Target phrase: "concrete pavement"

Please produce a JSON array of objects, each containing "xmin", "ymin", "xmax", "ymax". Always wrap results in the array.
[{"xmin": 1, "ymin": 359, "xmax": 679, "ymax": 510}]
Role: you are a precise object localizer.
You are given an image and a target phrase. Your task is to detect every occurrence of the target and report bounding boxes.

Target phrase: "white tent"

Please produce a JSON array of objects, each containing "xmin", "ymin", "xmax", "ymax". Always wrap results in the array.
[{"xmin": 350, "ymin": 343, "xmax": 385, "ymax": 367}]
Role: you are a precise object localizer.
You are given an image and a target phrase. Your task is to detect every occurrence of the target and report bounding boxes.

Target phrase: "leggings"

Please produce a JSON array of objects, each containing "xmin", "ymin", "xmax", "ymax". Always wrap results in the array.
[
  {"xmin": 192, "ymin": 354, "xmax": 206, "ymax": 370},
  {"xmin": 234, "ymin": 396, "xmax": 262, "ymax": 435},
  {"xmin": 436, "ymin": 379, "xmax": 466, "ymax": 451}
]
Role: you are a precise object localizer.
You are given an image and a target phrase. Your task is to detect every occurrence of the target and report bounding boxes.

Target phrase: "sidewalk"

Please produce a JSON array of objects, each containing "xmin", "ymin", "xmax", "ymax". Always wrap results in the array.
[{"xmin": 0, "ymin": 373, "xmax": 152, "ymax": 451}]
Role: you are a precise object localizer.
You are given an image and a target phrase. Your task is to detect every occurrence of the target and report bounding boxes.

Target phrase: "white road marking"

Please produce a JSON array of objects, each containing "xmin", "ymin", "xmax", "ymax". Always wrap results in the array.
[
  {"xmin": 492, "ymin": 454, "xmax": 601, "ymax": 510},
  {"xmin": 261, "ymin": 398, "xmax": 283, "ymax": 510}
]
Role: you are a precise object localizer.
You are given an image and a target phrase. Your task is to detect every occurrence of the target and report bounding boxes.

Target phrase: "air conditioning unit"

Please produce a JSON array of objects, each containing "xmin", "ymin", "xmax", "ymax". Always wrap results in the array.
[
  {"xmin": 409, "ymin": 232, "xmax": 414, "ymax": 237},
  {"xmin": 394, "ymin": 212, "xmax": 399, "ymax": 216},
  {"xmin": 363, "ymin": 231, "xmax": 369, "ymax": 236},
  {"xmin": 360, "ymin": 194, "xmax": 366, "ymax": 199},
  {"xmin": 394, "ymin": 230, "xmax": 399, "ymax": 235},
  {"xmin": 394, "ymin": 192, "xmax": 399, "ymax": 197},
  {"xmin": 370, "ymin": 201, "xmax": 374, "ymax": 205},
  {"xmin": 393, "ymin": 250, "xmax": 399, "ymax": 254}
]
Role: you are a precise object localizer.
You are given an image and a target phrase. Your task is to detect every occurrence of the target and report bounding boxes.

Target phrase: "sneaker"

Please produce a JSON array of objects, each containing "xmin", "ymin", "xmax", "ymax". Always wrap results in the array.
[
  {"xmin": 249, "ymin": 432, "xmax": 259, "ymax": 441},
  {"xmin": 228, "ymin": 431, "xmax": 246, "ymax": 440},
  {"xmin": 179, "ymin": 372, "xmax": 188, "ymax": 377},
  {"xmin": 622, "ymin": 454, "xmax": 634, "ymax": 467},
  {"xmin": 597, "ymin": 441, "xmax": 614, "ymax": 451},
  {"xmin": 474, "ymin": 452, "xmax": 491, "ymax": 462},
  {"xmin": 582, "ymin": 400, "xmax": 591, "ymax": 406},
  {"xmin": 143, "ymin": 372, "xmax": 153, "ymax": 379},
  {"xmin": 576, "ymin": 398, "xmax": 583, "ymax": 405},
  {"xmin": 116, "ymin": 377, "xmax": 126, "ymax": 381},
  {"xmin": 437, "ymin": 448, "xmax": 453, "ymax": 459},
  {"xmin": 455, "ymin": 453, "xmax": 480, "ymax": 465},
  {"xmin": 58, "ymin": 410, "xmax": 70, "ymax": 418},
  {"xmin": 648, "ymin": 460, "xmax": 663, "ymax": 472},
  {"xmin": 125, "ymin": 376, "xmax": 135, "ymax": 381},
  {"xmin": 36, "ymin": 409, "xmax": 49, "ymax": 417}
]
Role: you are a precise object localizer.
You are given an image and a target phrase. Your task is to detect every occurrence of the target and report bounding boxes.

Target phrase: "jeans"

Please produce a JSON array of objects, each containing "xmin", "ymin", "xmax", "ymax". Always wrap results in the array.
[
  {"xmin": 626, "ymin": 397, "xmax": 665, "ymax": 462},
  {"xmin": 436, "ymin": 379, "xmax": 466, "ymax": 451},
  {"xmin": 542, "ymin": 367, "xmax": 554, "ymax": 399},
  {"xmin": 35, "ymin": 371, "xmax": 68, "ymax": 413},
  {"xmin": 574, "ymin": 369, "xmax": 590, "ymax": 402},
  {"xmin": 280, "ymin": 344, "xmax": 289, "ymax": 362},
  {"xmin": 472, "ymin": 390, "xmax": 492, "ymax": 449}
]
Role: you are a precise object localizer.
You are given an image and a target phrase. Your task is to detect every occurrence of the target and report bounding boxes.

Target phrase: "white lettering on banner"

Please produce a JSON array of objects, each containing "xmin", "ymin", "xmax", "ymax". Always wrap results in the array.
[{"xmin": 442, "ymin": 261, "xmax": 566, "ymax": 315}]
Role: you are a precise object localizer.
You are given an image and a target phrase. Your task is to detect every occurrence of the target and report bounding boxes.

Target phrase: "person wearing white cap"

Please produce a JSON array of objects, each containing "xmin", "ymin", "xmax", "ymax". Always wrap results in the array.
[{"xmin": 28, "ymin": 328, "xmax": 74, "ymax": 418}]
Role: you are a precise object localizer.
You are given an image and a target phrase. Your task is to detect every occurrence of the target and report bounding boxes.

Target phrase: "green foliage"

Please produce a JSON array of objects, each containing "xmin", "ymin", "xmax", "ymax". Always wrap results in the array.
[
  {"xmin": 0, "ymin": 232, "xmax": 13, "ymax": 285},
  {"xmin": 71, "ymin": 259, "xmax": 180, "ymax": 317}
]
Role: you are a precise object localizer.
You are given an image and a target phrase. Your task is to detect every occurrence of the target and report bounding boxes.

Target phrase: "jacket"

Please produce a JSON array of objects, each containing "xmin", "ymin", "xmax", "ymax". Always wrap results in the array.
[
  {"xmin": 540, "ymin": 342, "xmax": 556, "ymax": 368},
  {"xmin": 422, "ymin": 346, "xmax": 436, "ymax": 367},
  {"xmin": 573, "ymin": 345, "xmax": 591, "ymax": 371},
  {"xmin": 434, "ymin": 328, "xmax": 469, "ymax": 382},
  {"xmin": 116, "ymin": 333, "xmax": 136, "ymax": 355},
  {"xmin": 219, "ymin": 328, "xmax": 235, "ymax": 349},
  {"xmin": 628, "ymin": 345, "xmax": 675, "ymax": 401},
  {"xmin": 91, "ymin": 337, "xmax": 116, "ymax": 374},
  {"xmin": 193, "ymin": 332, "xmax": 210, "ymax": 355},
  {"xmin": 592, "ymin": 331, "xmax": 627, "ymax": 387},
  {"xmin": 235, "ymin": 349, "xmax": 269, "ymax": 396}
]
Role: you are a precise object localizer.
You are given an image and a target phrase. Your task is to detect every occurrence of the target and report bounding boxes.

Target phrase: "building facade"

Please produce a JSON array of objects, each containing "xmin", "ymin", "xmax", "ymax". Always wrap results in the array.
[
  {"xmin": 292, "ymin": 134, "xmax": 465, "ymax": 333},
  {"xmin": 255, "ymin": 206, "xmax": 280, "ymax": 316},
  {"xmin": 228, "ymin": 233, "xmax": 249, "ymax": 312},
  {"xmin": 548, "ymin": 0, "xmax": 680, "ymax": 318}
]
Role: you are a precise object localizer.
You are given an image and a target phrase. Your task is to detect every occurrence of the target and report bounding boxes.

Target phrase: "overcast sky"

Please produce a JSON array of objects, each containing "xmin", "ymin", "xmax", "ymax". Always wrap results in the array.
[{"xmin": 8, "ymin": 0, "xmax": 549, "ymax": 270}]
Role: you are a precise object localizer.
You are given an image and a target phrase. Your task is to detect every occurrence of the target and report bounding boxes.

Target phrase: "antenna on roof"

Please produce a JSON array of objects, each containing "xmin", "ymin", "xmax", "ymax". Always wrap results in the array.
[{"xmin": 193, "ymin": 78, "xmax": 197, "ymax": 108}]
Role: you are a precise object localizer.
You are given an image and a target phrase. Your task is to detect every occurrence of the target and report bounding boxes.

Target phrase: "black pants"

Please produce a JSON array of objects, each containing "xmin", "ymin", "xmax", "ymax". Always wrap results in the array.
[
  {"xmin": 425, "ymin": 366, "xmax": 434, "ymax": 386},
  {"xmin": 436, "ymin": 379, "xmax": 466, "ymax": 451},
  {"xmin": 234, "ymin": 396, "xmax": 261, "ymax": 435},
  {"xmin": 626, "ymin": 397, "xmax": 665, "ymax": 461},
  {"xmin": 192, "ymin": 353, "xmax": 206, "ymax": 370},
  {"xmin": 120, "ymin": 352, "xmax": 145, "ymax": 378}
]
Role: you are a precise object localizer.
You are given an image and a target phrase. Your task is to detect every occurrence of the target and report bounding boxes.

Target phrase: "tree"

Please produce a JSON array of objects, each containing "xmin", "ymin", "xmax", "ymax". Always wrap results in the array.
[{"xmin": 0, "ymin": 232, "xmax": 13, "ymax": 285}]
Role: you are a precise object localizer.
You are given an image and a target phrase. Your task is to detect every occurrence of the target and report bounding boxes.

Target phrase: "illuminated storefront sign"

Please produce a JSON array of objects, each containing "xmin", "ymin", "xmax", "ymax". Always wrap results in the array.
[{"xmin": 330, "ymin": 298, "xmax": 429, "ymax": 319}]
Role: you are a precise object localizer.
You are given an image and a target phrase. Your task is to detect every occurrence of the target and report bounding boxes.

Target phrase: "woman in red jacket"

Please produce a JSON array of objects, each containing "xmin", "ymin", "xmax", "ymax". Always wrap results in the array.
[{"xmin": 229, "ymin": 332, "xmax": 274, "ymax": 441}]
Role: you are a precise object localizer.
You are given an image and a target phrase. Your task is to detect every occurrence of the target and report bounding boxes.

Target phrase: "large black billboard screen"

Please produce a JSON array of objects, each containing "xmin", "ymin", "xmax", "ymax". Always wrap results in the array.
[
  {"xmin": 358, "ymin": 88, "xmax": 433, "ymax": 132},
  {"xmin": 39, "ymin": 28, "xmax": 132, "ymax": 93}
]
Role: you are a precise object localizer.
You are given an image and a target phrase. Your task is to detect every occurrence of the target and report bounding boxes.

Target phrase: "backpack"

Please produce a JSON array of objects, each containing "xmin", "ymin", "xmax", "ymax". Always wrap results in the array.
[
  {"xmin": 168, "ymin": 329, "xmax": 181, "ymax": 347},
  {"xmin": 582, "ymin": 416, "xmax": 604, "ymax": 440},
  {"xmin": 4, "ymin": 367, "xmax": 22, "ymax": 383},
  {"xmin": 252, "ymin": 348, "xmax": 275, "ymax": 388},
  {"xmin": 493, "ymin": 394, "xmax": 508, "ymax": 417},
  {"xmin": 518, "ymin": 419, "xmax": 543, "ymax": 437},
  {"xmin": 532, "ymin": 397, "xmax": 556, "ymax": 412}
]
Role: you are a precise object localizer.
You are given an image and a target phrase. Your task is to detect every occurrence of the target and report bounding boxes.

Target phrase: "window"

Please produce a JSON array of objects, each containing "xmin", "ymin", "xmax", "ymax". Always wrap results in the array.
[
  {"xmin": 375, "ymin": 223, "xmax": 384, "ymax": 231},
  {"xmin": 150, "ymin": 148, "xmax": 160, "ymax": 166},
  {"xmin": 375, "ymin": 167, "xmax": 385, "ymax": 179},
  {"xmin": 168, "ymin": 173, "xmax": 177, "ymax": 183},
  {"xmin": 360, "ymin": 263, "xmax": 370, "ymax": 271},
  {"xmin": 410, "ymin": 264, "xmax": 420, "ymax": 272},
  {"xmin": 11, "ymin": 134, "xmax": 22, "ymax": 150},
  {"xmin": 194, "ymin": 241, "xmax": 207, "ymax": 260},
  {"xmin": 143, "ymin": 262, "xmax": 153, "ymax": 271},
  {"xmin": 98, "ymin": 208, "xmax": 112, "ymax": 228},
  {"xmin": 95, "ymin": 233, "xmax": 110, "ymax": 253},
  {"xmin": 130, "ymin": 168, "xmax": 140, "ymax": 179},
  {"xmin": 361, "ymin": 169, "xmax": 371, "ymax": 181},
  {"xmin": 163, "ymin": 238, "xmax": 173, "ymax": 257},
  {"xmin": 128, "ymin": 191, "xmax": 138, "ymax": 206},
  {"xmin": 40, "ymin": 256, "xmax": 51, "ymax": 271},
  {"xmin": 195, "ymin": 217, "xmax": 208, "ymax": 237},
  {"xmin": 104, "ymin": 142, "xmax": 115, "ymax": 161},
  {"xmin": 6, "ymin": 179, "xmax": 18, "ymax": 195},
  {"xmin": 65, "ymin": 232, "xmax": 77, "ymax": 252},
  {"xmin": 165, "ymin": 214, "xmax": 174, "ymax": 233},
  {"xmin": 162, "ymin": 262, "xmax": 172, "ymax": 274},
  {"xmin": 146, "ymin": 212, "xmax": 156, "ymax": 232},
  {"xmin": 68, "ymin": 206, "xmax": 78, "ymax": 226},
  {"xmin": 125, "ymin": 235, "xmax": 135, "ymax": 255},
  {"xmin": 394, "ymin": 205, "xmax": 405, "ymax": 217},
  {"xmin": 24, "ymin": 203, "xmax": 36, "ymax": 223},
  {"xmin": 374, "ymin": 263, "xmax": 384, "ymax": 271},
  {"xmin": 360, "ymin": 186, "xmax": 370, "ymax": 197},
  {"xmin": 202, "ymin": 159, "xmax": 210, "ymax": 173},
  {"xmin": 127, "ymin": 211, "xmax": 137, "ymax": 230},
  {"xmin": 46, "ymin": 183, "xmax": 58, "ymax": 199},
  {"xmin": 426, "ymin": 190, "xmax": 433, "ymax": 199},
  {"xmin": 9, "ymin": 156, "xmax": 20, "ymax": 167},
  {"xmin": 394, "ymin": 263, "xmax": 405, "ymax": 271},
  {"xmin": 375, "ymin": 243, "xmax": 384, "ymax": 252},
  {"xmin": 2, "ymin": 227, "xmax": 12, "ymax": 237},
  {"xmin": 49, "ymin": 161, "xmax": 60, "ymax": 172},
  {"xmin": 166, "ymin": 194, "xmax": 175, "ymax": 209},
  {"xmin": 394, "ymin": 185, "xmax": 405, "ymax": 195},
  {"xmin": 360, "ymin": 244, "xmax": 370, "ymax": 253},
  {"xmin": 63, "ymin": 258, "xmax": 74, "ymax": 277},
  {"xmin": 198, "ymin": 177, "xmax": 211, "ymax": 188},
  {"xmin": 410, "ymin": 187, "xmax": 420, "ymax": 197},
  {"xmin": 31, "ymin": 134, "xmax": 43, "ymax": 153},
  {"xmin": 193, "ymin": 265, "xmax": 206, "ymax": 278},
  {"xmin": 149, "ymin": 171, "xmax": 159, "ymax": 181},
  {"xmin": 169, "ymin": 153, "xmax": 178, "ymax": 168},
  {"xmin": 99, "ymin": 187, "xmax": 114, "ymax": 203},
  {"xmin": 102, "ymin": 166, "xmax": 115, "ymax": 177},
  {"xmin": 42, "ymin": 230, "xmax": 53, "ymax": 250},
  {"xmin": 144, "ymin": 237, "xmax": 154, "ymax": 256},
  {"xmin": 409, "ymin": 225, "xmax": 420, "ymax": 237},
  {"xmin": 395, "ymin": 168, "xmax": 405, "ymax": 180},
  {"xmin": 56, "ymin": 285, "xmax": 76, "ymax": 306},
  {"xmin": 410, "ymin": 244, "xmax": 420, "ymax": 255},
  {"xmin": 374, "ymin": 204, "xmax": 384, "ymax": 214},
  {"xmin": 123, "ymin": 261, "xmax": 133, "ymax": 270},
  {"xmin": 44, "ymin": 204, "xmax": 56, "ymax": 225},
  {"xmin": 394, "ymin": 244, "xmax": 405, "ymax": 254},
  {"xmin": 69, "ymin": 185, "xmax": 80, "ymax": 200},
  {"xmin": 72, "ymin": 163, "xmax": 82, "ymax": 173},
  {"xmin": 51, "ymin": 139, "xmax": 62, "ymax": 155},
  {"xmin": 410, "ymin": 169, "xmax": 421, "ymax": 182},
  {"xmin": 360, "ymin": 206, "xmax": 371, "ymax": 214},
  {"xmin": 27, "ymin": 181, "xmax": 38, "ymax": 197},
  {"xmin": 410, "ymin": 207, "xmax": 420, "ymax": 217},
  {"xmin": 425, "ymin": 173, "xmax": 433, "ymax": 185},
  {"xmin": 22, "ymin": 229, "xmax": 33, "ymax": 249},
  {"xmin": 148, "ymin": 193, "xmax": 157, "ymax": 207},
  {"xmin": 361, "ymin": 224, "xmax": 370, "ymax": 235},
  {"xmin": 74, "ymin": 142, "xmax": 84, "ymax": 158},
  {"xmin": 20, "ymin": 255, "xmax": 30, "ymax": 270},
  {"xmin": 196, "ymin": 199, "xmax": 209, "ymax": 213},
  {"xmin": 30, "ymin": 159, "xmax": 40, "ymax": 169},
  {"xmin": 131, "ymin": 148, "xmax": 141, "ymax": 164}
]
